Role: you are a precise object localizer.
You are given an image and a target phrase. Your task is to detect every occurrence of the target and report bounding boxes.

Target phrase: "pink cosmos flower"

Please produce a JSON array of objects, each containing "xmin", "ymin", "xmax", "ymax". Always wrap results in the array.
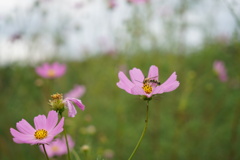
[
  {"xmin": 39, "ymin": 135, "xmax": 75, "ymax": 158},
  {"xmin": 64, "ymin": 98, "xmax": 85, "ymax": 117},
  {"xmin": 35, "ymin": 62, "xmax": 66, "ymax": 79},
  {"xmin": 117, "ymin": 65, "xmax": 180, "ymax": 98},
  {"xmin": 213, "ymin": 60, "xmax": 228, "ymax": 82},
  {"xmin": 10, "ymin": 110, "xmax": 64, "ymax": 145},
  {"xmin": 108, "ymin": 0, "xmax": 117, "ymax": 9},
  {"xmin": 64, "ymin": 85, "xmax": 86, "ymax": 99}
]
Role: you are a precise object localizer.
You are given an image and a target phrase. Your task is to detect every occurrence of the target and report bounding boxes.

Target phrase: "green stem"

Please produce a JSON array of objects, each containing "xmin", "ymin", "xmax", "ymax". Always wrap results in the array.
[
  {"xmin": 64, "ymin": 128, "xmax": 71, "ymax": 160},
  {"xmin": 60, "ymin": 114, "xmax": 71, "ymax": 160},
  {"xmin": 229, "ymin": 103, "xmax": 240, "ymax": 160},
  {"xmin": 128, "ymin": 100, "xmax": 149, "ymax": 160},
  {"xmin": 42, "ymin": 144, "xmax": 50, "ymax": 160}
]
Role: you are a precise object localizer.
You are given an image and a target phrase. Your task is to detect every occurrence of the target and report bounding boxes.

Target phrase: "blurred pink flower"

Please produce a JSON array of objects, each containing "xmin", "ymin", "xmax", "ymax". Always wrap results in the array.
[
  {"xmin": 108, "ymin": 0, "xmax": 117, "ymax": 9},
  {"xmin": 64, "ymin": 98, "xmax": 85, "ymax": 117},
  {"xmin": 213, "ymin": 60, "xmax": 228, "ymax": 82},
  {"xmin": 39, "ymin": 135, "xmax": 74, "ymax": 158},
  {"xmin": 10, "ymin": 111, "xmax": 64, "ymax": 145},
  {"xmin": 35, "ymin": 62, "xmax": 66, "ymax": 79},
  {"xmin": 117, "ymin": 65, "xmax": 180, "ymax": 98},
  {"xmin": 64, "ymin": 85, "xmax": 86, "ymax": 99}
]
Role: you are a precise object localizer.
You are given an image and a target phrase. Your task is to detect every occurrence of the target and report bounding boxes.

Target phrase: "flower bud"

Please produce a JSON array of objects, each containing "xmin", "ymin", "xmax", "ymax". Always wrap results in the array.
[
  {"xmin": 49, "ymin": 93, "xmax": 65, "ymax": 114},
  {"xmin": 81, "ymin": 144, "xmax": 90, "ymax": 156}
]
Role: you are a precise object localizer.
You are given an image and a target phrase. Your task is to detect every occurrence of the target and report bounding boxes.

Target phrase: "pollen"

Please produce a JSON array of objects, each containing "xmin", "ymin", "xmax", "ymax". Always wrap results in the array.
[
  {"xmin": 34, "ymin": 129, "xmax": 48, "ymax": 140},
  {"xmin": 142, "ymin": 84, "xmax": 153, "ymax": 94},
  {"xmin": 51, "ymin": 93, "xmax": 63, "ymax": 100},
  {"xmin": 47, "ymin": 69, "xmax": 55, "ymax": 77}
]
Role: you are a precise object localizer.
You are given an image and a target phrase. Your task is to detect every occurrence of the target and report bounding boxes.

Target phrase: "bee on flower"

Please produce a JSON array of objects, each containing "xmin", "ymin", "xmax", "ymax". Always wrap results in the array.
[{"xmin": 117, "ymin": 65, "xmax": 180, "ymax": 100}]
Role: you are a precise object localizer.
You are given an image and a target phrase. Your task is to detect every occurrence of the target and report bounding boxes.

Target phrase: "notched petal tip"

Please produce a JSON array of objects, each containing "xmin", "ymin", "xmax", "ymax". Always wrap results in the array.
[
  {"xmin": 116, "ymin": 71, "xmax": 135, "ymax": 93},
  {"xmin": 148, "ymin": 65, "xmax": 159, "ymax": 80},
  {"xmin": 129, "ymin": 67, "xmax": 144, "ymax": 85}
]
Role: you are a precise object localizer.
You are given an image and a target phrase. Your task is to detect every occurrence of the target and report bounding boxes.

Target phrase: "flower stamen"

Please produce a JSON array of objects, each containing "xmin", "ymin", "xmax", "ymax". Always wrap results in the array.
[
  {"xmin": 52, "ymin": 146, "xmax": 60, "ymax": 152},
  {"xmin": 34, "ymin": 129, "xmax": 48, "ymax": 140},
  {"xmin": 51, "ymin": 93, "xmax": 63, "ymax": 100},
  {"xmin": 142, "ymin": 84, "xmax": 152, "ymax": 94}
]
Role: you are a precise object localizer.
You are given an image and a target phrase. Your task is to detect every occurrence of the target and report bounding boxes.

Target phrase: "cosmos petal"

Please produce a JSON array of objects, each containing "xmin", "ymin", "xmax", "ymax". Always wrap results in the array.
[
  {"xmin": 65, "ymin": 100, "xmax": 77, "ymax": 117},
  {"xmin": 46, "ymin": 110, "xmax": 58, "ymax": 131},
  {"xmin": 16, "ymin": 119, "xmax": 35, "ymax": 135},
  {"xmin": 49, "ymin": 117, "xmax": 64, "ymax": 136},
  {"xmin": 34, "ymin": 115, "xmax": 47, "ymax": 130},
  {"xmin": 131, "ymin": 85, "xmax": 146, "ymax": 95},
  {"xmin": 153, "ymin": 72, "xmax": 180, "ymax": 94},
  {"xmin": 129, "ymin": 68, "xmax": 144, "ymax": 86},
  {"xmin": 147, "ymin": 65, "xmax": 159, "ymax": 81},
  {"xmin": 116, "ymin": 71, "xmax": 135, "ymax": 94},
  {"xmin": 66, "ymin": 98, "xmax": 85, "ymax": 111}
]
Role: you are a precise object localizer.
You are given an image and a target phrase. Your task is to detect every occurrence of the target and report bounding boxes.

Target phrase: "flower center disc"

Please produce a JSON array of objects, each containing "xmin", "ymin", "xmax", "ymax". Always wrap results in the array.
[
  {"xmin": 52, "ymin": 146, "xmax": 60, "ymax": 152},
  {"xmin": 51, "ymin": 93, "xmax": 63, "ymax": 100},
  {"xmin": 34, "ymin": 129, "xmax": 48, "ymax": 139},
  {"xmin": 47, "ymin": 69, "xmax": 55, "ymax": 77},
  {"xmin": 142, "ymin": 84, "xmax": 153, "ymax": 94}
]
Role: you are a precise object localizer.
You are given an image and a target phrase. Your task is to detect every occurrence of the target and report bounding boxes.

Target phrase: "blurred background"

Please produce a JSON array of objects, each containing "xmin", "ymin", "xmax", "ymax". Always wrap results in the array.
[{"xmin": 0, "ymin": 0, "xmax": 240, "ymax": 159}]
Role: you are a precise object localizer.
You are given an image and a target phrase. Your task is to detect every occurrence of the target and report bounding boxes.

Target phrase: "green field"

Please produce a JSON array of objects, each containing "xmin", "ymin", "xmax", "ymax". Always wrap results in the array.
[{"xmin": 1, "ymin": 41, "xmax": 240, "ymax": 160}]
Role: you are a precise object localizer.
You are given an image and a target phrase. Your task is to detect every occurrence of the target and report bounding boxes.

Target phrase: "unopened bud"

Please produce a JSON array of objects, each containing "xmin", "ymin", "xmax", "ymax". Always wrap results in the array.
[
  {"xmin": 49, "ymin": 93, "xmax": 65, "ymax": 114},
  {"xmin": 81, "ymin": 144, "xmax": 90, "ymax": 155}
]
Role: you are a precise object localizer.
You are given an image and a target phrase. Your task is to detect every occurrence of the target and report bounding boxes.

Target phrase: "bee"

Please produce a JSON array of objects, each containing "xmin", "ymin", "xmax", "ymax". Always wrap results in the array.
[
  {"xmin": 149, "ymin": 79, "xmax": 161, "ymax": 85},
  {"xmin": 143, "ymin": 76, "xmax": 161, "ymax": 86}
]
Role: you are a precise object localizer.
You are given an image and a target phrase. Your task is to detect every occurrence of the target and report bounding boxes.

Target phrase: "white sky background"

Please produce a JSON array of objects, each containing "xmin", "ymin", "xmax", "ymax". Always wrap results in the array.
[{"xmin": 0, "ymin": 0, "xmax": 239, "ymax": 66}]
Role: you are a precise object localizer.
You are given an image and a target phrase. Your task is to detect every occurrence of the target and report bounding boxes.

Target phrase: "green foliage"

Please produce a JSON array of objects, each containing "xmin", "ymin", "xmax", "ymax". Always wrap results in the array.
[{"xmin": 0, "ymin": 41, "xmax": 240, "ymax": 160}]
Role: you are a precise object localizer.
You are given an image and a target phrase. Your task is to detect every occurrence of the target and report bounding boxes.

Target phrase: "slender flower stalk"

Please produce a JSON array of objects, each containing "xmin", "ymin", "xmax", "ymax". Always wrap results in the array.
[
  {"xmin": 128, "ymin": 100, "xmax": 149, "ymax": 160},
  {"xmin": 42, "ymin": 144, "xmax": 50, "ymax": 160},
  {"xmin": 39, "ymin": 134, "xmax": 75, "ymax": 157},
  {"xmin": 63, "ymin": 129, "xmax": 71, "ymax": 160}
]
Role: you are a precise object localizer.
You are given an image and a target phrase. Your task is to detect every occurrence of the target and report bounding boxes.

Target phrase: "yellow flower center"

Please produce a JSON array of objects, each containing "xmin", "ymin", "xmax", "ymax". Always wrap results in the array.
[
  {"xmin": 51, "ymin": 146, "xmax": 60, "ymax": 152},
  {"xmin": 47, "ymin": 69, "xmax": 56, "ymax": 77},
  {"xmin": 34, "ymin": 129, "xmax": 48, "ymax": 140},
  {"xmin": 51, "ymin": 93, "xmax": 63, "ymax": 100},
  {"xmin": 142, "ymin": 84, "xmax": 153, "ymax": 94}
]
